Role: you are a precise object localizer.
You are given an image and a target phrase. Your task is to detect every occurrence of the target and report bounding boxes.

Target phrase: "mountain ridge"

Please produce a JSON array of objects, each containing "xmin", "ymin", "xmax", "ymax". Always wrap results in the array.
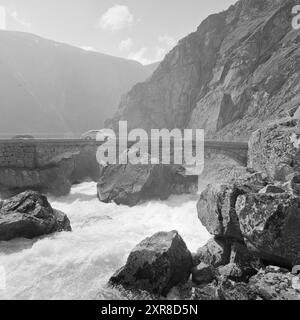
[{"xmin": 0, "ymin": 30, "xmax": 157, "ymax": 137}]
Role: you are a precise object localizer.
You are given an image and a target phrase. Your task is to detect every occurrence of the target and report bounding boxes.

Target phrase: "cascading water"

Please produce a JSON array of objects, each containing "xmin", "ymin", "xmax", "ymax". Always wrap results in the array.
[{"xmin": 0, "ymin": 182, "xmax": 210, "ymax": 300}]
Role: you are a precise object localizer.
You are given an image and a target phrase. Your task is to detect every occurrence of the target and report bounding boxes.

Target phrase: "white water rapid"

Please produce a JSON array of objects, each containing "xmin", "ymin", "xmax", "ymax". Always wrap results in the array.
[{"xmin": 0, "ymin": 182, "xmax": 210, "ymax": 300}]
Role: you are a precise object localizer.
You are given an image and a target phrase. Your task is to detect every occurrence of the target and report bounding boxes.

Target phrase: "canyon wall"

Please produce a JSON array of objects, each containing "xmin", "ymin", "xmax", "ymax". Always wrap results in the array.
[{"xmin": 109, "ymin": 0, "xmax": 300, "ymax": 140}]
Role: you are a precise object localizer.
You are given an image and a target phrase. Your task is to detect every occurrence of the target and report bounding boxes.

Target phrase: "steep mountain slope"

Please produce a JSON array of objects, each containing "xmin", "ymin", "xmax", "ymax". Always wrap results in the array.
[
  {"xmin": 0, "ymin": 30, "xmax": 155, "ymax": 137},
  {"xmin": 110, "ymin": 0, "xmax": 300, "ymax": 140}
]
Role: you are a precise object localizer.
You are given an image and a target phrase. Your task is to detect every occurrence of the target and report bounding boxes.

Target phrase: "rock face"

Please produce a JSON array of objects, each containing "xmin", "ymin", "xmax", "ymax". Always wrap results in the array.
[
  {"xmin": 248, "ymin": 119, "xmax": 300, "ymax": 181},
  {"xmin": 197, "ymin": 173, "xmax": 269, "ymax": 241},
  {"xmin": 197, "ymin": 174, "xmax": 300, "ymax": 268},
  {"xmin": 236, "ymin": 193, "xmax": 300, "ymax": 267},
  {"xmin": 109, "ymin": 231, "xmax": 193, "ymax": 296},
  {"xmin": 249, "ymin": 266, "xmax": 300, "ymax": 300},
  {"xmin": 97, "ymin": 164, "xmax": 197, "ymax": 206},
  {"xmin": 109, "ymin": 0, "xmax": 300, "ymax": 141},
  {"xmin": 0, "ymin": 191, "xmax": 71, "ymax": 241},
  {"xmin": 197, "ymin": 184, "xmax": 243, "ymax": 241}
]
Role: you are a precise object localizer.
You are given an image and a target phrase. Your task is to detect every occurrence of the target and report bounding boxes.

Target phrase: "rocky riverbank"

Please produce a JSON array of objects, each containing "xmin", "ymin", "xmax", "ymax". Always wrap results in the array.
[{"xmin": 108, "ymin": 120, "xmax": 300, "ymax": 300}]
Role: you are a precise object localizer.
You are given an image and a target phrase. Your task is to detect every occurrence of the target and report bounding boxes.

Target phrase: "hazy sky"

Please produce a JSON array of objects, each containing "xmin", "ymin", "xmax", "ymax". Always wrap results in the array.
[{"xmin": 0, "ymin": 0, "xmax": 237, "ymax": 64}]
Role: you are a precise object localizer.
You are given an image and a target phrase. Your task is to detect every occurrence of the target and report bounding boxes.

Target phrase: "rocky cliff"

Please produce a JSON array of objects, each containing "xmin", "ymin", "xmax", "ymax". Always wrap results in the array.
[{"xmin": 110, "ymin": 0, "xmax": 300, "ymax": 140}]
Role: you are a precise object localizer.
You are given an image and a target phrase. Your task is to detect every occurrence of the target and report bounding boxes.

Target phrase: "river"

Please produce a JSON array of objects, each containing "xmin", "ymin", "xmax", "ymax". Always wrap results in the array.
[{"xmin": 0, "ymin": 182, "xmax": 210, "ymax": 300}]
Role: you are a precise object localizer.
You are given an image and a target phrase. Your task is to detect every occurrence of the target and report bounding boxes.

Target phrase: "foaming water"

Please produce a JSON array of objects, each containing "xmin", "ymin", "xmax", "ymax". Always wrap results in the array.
[{"xmin": 0, "ymin": 182, "xmax": 210, "ymax": 300}]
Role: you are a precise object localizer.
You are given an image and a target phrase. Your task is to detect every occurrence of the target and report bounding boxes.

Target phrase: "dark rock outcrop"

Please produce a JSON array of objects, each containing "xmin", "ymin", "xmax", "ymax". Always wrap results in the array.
[
  {"xmin": 98, "ymin": 164, "xmax": 197, "ymax": 206},
  {"xmin": 109, "ymin": 231, "xmax": 193, "ymax": 296},
  {"xmin": 0, "ymin": 191, "xmax": 71, "ymax": 241}
]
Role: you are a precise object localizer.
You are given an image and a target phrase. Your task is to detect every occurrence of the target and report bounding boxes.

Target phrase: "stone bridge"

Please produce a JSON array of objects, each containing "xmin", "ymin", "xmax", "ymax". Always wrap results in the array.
[
  {"xmin": 0, "ymin": 139, "xmax": 249, "ymax": 170},
  {"xmin": 0, "ymin": 139, "xmax": 248, "ymax": 198},
  {"xmin": 204, "ymin": 140, "xmax": 248, "ymax": 166}
]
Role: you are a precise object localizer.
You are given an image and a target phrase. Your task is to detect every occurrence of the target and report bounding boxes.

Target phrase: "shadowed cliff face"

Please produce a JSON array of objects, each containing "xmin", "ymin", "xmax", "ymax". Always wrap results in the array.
[{"xmin": 110, "ymin": 0, "xmax": 300, "ymax": 140}]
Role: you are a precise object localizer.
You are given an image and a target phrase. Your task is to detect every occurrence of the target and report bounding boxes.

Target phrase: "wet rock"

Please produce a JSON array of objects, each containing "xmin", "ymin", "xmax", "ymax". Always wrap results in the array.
[
  {"xmin": 98, "ymin": 164, "xmax": 197, "ymax": 207},
  {"xmin": 0, "ymin": 191, "xmax": 71, "ymax": 241},
  {"xmin": 109, "ymin": 231, "xmax": 193, "ymax": 296},
  {"xmin": 236, "ymin": 193, "xmax": 300, "ymax": 267}
]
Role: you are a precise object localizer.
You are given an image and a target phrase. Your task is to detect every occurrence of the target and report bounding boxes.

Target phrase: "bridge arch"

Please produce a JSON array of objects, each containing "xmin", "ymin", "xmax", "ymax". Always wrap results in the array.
[{"xmin": 204, "ymin": 141, "xmax": 248, "ymax": 167}]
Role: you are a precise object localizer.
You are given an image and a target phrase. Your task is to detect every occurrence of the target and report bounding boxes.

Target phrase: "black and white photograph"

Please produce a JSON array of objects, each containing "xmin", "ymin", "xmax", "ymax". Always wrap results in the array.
[{"xmin": 0, "ymin": 0, "xmax": 300, "ymax": 305}]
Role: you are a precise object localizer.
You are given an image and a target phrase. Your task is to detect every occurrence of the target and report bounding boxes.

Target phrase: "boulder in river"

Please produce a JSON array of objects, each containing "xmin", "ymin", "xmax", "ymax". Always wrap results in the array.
[
  {"xmin": 109, "ymin": 230, "xmax": 193, "ymax": 296},
  {"xmin": 97, "ymin": 164, "xmax": 197, "ymax": 207},
  {"xmin": 0, "ymin": 191, "xmax": 71, "ymax": 241}
]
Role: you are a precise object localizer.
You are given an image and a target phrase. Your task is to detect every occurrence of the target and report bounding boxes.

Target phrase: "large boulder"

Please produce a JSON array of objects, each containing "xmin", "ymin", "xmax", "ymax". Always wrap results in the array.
[
  {"xmin": 98, "ymin": 164, "xmax": 197, "ymax": 207},
  {"xmin": 248, "ymin": 119, "xmax": 300, "ymax": 181},
  {"xmin": 197, "ymin": 173, "xmax": 269, "ymax": 240},
  {"xmin": 197, "ymin": 184, "xmax": 244, "ymax": 241},
  {"xmin": 0, "ymin": 191, "xmax": 71, "ymax": 241},
  {"xmin": 198, "ymin": 177, "xmax": 300, "ymax": 268},
  {"xmin": 109, "ymin": 231, "xmax": 193, "ymax": 296},
  {"xmin": 236, "ymin": 192, "xmax": 300, "ymax": 267}
]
